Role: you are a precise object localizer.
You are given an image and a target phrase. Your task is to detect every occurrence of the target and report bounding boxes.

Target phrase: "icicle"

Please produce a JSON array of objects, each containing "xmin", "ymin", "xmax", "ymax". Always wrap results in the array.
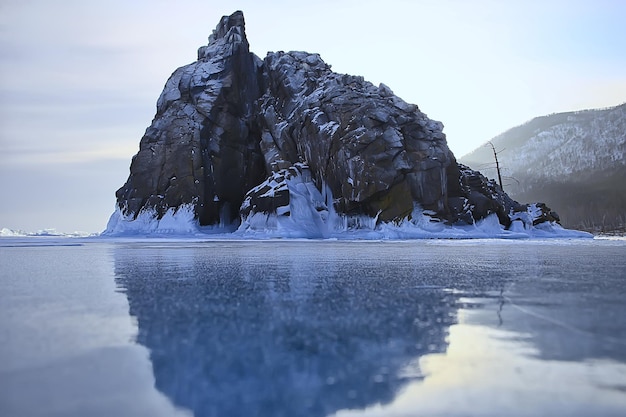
[
  {"xmin": 219, "ymin": 203, "xmax": 231, "ymax": 228},
  {"xmin": 439, "ymin": 166, "xmax": 447, "ymax": 201}
]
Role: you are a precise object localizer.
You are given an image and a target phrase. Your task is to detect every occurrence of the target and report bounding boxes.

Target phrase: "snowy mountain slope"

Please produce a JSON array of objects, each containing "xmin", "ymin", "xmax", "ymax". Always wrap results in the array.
[
  {"xmin": 462, "ymin": 103, "xmax": 626, "ymax": 180},
  {"xmin": 460, "ymin": 103, "xmax": 626, "ymax": 231}
]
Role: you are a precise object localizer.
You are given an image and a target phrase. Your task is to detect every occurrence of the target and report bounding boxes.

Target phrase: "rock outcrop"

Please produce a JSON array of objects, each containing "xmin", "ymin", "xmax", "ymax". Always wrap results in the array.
[
  {"xmin": 255, "ymin": 51, "xmax": 451, "ymax": 222},
  {"xmin": 115, "ymin": 11, "xmax": 266, "ymax": 226},
  {"xmin": 110, "ymin": 11, "xmax": 560, "ymax": 235}
]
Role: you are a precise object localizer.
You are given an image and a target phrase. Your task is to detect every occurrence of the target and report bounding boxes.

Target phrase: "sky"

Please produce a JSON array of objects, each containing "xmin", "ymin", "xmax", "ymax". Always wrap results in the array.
[{"xmin": 1, "ymin": 0, "xmax": 625, "ymax": 233}]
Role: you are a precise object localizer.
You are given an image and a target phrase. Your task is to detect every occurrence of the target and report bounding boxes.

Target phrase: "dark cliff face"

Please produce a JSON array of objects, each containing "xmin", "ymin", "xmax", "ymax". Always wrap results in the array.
[
  {"xmin": 115, "ymin": 11, "xmax": 266, "ymax": 226},
  {"xmin": 114, "ymin": 10, "xmax": 537, "ymax": 230}
]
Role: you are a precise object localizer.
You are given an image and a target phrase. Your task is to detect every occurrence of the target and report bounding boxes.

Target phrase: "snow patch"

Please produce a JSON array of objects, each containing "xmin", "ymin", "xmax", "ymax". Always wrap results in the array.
[{"xmin": 318, "ymin": 121, "xmax": 340, "ymax": 136}]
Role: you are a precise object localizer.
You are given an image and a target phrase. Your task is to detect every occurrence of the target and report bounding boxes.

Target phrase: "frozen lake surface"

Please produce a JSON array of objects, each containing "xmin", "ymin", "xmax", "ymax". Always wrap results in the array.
[{"xmin": 1, "ymin": 237, "xmax": 625, "ymax": 417}]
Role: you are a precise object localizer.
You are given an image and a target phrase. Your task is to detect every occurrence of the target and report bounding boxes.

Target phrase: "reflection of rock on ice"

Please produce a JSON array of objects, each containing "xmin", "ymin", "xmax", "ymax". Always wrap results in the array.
[{"xmin": 113, "ymin": 244, "xmax": 460, "ymax": 417}]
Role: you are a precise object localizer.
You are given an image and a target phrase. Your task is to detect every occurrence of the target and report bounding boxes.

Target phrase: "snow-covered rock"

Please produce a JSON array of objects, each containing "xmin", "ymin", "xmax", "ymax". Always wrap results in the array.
[
  {"xmin": 257, "ymin": 51, "xmax": 451, "ymax": 222},
  {"xmin": 107, "ymin": 11, "xmax": 587, "ymax": 238}
]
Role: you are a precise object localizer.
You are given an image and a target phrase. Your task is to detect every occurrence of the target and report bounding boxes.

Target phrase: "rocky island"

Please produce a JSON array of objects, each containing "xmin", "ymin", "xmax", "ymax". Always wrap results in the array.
[{"xmin": 105, "ymin": 11, "xmax": 572, "ymax": 238}]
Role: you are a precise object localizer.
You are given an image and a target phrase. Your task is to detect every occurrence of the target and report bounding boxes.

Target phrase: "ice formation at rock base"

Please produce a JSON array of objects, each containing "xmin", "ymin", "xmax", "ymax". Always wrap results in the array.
[{"xmin": 104, "ymin": 195, "xmax": 592, "ymax": 240}]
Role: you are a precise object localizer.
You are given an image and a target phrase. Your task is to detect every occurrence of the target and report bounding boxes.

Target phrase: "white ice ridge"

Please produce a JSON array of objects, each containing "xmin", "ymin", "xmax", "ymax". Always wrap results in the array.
[
  {"xmin": 102, "ymin": 180, "xmax": 592, "ymax": 240},
  {"xmin": 237, "ymin": 169, "xmax": 592, "ymax": 239},
  {"xmin": 0, "ymin": 227, "xmax": 94, "ymax": 238},
  {"xmin": 102, "ymin": 205, "xmax": 591, "ymax": 239},
  {"xmin": 238, "ymin": 204, "xmax": 592, "ymax": 240},
  {"xmin": 102, "ymin": 204, "xmax": 236, "ymax": 237}
]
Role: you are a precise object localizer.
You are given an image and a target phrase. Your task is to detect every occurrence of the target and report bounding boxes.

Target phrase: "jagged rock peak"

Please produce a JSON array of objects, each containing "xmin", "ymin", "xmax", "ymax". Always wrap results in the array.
[
  {"xmin": 198, "ymin": 10, "xmax": 249, "ymax": 61},
  {"xmin": 208, "ymin": 10, "xmax": 246, "ymax": 44}
]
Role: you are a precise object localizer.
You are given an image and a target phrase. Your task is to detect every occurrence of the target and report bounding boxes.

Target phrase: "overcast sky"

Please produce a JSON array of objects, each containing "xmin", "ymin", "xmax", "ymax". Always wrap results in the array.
[{"xmin": 1, "ymin": 0, "xmax": 625, "ymax": 233}]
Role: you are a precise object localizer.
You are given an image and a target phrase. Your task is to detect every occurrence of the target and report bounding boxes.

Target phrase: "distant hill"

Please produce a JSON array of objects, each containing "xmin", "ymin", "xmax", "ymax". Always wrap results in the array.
[{"xmin": 460, "ymin": 103, "xmax": 626, "ymax": 232}]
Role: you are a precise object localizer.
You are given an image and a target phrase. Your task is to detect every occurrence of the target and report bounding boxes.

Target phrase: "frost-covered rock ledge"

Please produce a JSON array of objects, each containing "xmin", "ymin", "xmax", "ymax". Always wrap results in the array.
[
  {"xmin": 105, "ymin": 11, "xmax": 591, "ymax": 240},
  {"xmin": 103, "ymin": 206, "xmax": 591, "ymax": 239}
]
